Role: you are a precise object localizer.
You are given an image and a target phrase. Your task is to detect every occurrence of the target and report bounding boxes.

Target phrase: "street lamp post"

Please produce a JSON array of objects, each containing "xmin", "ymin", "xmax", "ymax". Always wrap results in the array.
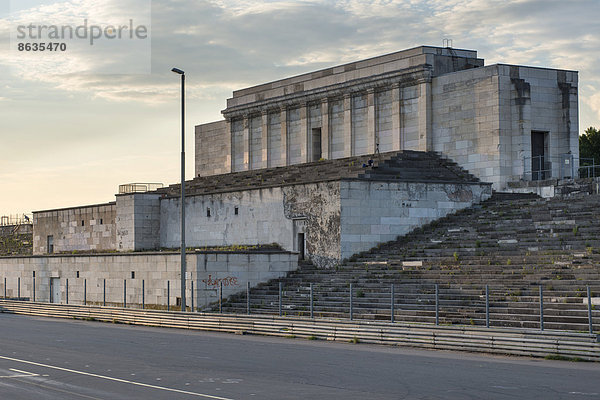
[{"xmin": 172, "ymin": 67, "xmax": 186, "ymax": 312}]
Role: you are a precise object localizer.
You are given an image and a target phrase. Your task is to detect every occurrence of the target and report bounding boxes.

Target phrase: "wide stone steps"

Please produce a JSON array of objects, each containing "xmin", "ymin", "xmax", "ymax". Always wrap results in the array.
[{"xmin": 215, "ymin": 192, "xmax": 600, "ymax": 331}]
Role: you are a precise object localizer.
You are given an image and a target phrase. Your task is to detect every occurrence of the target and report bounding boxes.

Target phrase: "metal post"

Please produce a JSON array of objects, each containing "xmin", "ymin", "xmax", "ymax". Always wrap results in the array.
[
  {"xmin": 4, "ymin": 277, "xmax": 6, "ymax": 299},
  {"xmin": 246, "ymin": 282, "xmax": 250, "ymax": 315},
  {"xmin": 539, "ymin": 285, "xmax": 544, "ymax": 331},
  {"xmin": 18, "ymin": 277, "xmax": 20, "ymax": 299},
  {"xmin": 142, "ymin": 280, "xmax": 145, "ymax": 310},
  {"xmin": 124, "ymin": 280, "xmax": 127, "ymax": 308},
  {"xmin": 66, "ymin": 279, "xmax": 69, "ymax": 304},
  {"xmin": 167, "ymin": 281, "xmax": 170, "ymax": 311},
  {"xmin": 219, "ymin": 281, "xmax": 222, "ymax": 313},
  {"xmin": 179, "ymin": 72, "xmax": 186, "ymax": 313},
  {"xmin": 279, "ymin": 281, "xmax": 283, "ymax": 317},
  {"xmin": 349, "ymin": 283, "xmax": 353, "ymax": 321},
  {"xmin": 310, "ymin": 283, "xmax": 314, "ymax": 319},
  {"xmin": 391, "ymin": 283, "xmax": 395, "ymax": 323},
  {"xmin": 191, "ymin": 280, "xmax": 194, "ymax": 312},
  {"xmin": 103, "ymin": 279, "xmax": 106, "ymax": 306},
  {"xmin": 435, "ymin": 284, "xmax": 439, "ymax": 326},
  {"xmin": 32, "ymin": 272, "xmax": 36, "ymax": 302},
  {"xmin": 588, "ymin": 286, "xmax": 593, "ymax": 334},
  {"xmin": 485, "ymin": 284, "xmax": 490, "ymax": 328},
  {"xmin": 84, "ymin": 279, "xmax": 87, "ymax": 306}
]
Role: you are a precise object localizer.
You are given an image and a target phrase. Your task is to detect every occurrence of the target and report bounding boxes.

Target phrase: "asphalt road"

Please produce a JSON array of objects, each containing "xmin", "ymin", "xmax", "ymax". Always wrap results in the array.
[{"xmin": 0, "ymin": 313, "xmax": 598, "ymax": 399}]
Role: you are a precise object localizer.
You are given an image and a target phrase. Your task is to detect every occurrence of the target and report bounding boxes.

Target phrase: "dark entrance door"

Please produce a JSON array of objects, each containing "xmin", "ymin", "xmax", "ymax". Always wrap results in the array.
[
  {"xmin": 531, "ymin": 131, "xmax": 546, "ymax": 180},
  {"xmin": 298, "ymin": 233, "xmax": 305, "ymax": 260},
  {"xmin": 311, "ymin": 128, "xmax": 322, "ymax": 161}
]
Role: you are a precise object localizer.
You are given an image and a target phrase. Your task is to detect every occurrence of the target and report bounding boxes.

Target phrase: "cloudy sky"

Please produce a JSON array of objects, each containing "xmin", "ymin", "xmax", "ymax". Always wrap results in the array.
[{"xmin": 0, "ymin": 0, "xmax": 599, "ymax": 216}]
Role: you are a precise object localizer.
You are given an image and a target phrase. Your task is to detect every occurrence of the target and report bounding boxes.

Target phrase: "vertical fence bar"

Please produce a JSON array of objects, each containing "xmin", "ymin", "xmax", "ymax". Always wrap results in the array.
[
  {"xmin": 167, "ymin": 281, "xmax": 170, "ymax": 311},
  {"xmin": 142, "ymin": 280, "xmax": 145, "ymax": 310},
  {"xmin": 279, "ymin": 282, "xmax": 283, "ymax": 317},
  {"xmin": 485, "ymin": 284, "xmax": 490, "ymax": 328},
  {"xmin": 191, "ymin": 281, "xmax": 194, "ymax": 312},
  {"xmin": 84, "ymin": 279, "xmax": 87, "ymax": 305},
  {"xmin": 349, "ymin": 283, "xmax": 353, "ymax": 321},
  {"xmin": 124, "ymin": 280, "xmax": 127, "ymax": 308},
  {"xmin": 435, "ymin": 284, "xmax": 439, "ymax": 326},
  {"xmin": 219, "ymin": 281, "xmax": 222, "ymax": 313},
  {"xmin": 310, "ymin": 283, "xmax": 314, "ymax": 319},
  {"xmin": 588, "ymin": 286, "xmax": 593, "ymax": 334},
  {"xmin": 539, "ymin": 285, "xmax": 544, "ymax": 331},
  {"xmin": 32, "ymin": 272, "xmax": 36, "ymax": 302},
  {"xmin": 246, "ymin": 282, "xmax": 250, "ymax": 315},
  {"xmin": 66, "ymin": 279, "xmax": 69, "ymax": 304},
  {"xmin": 103, "ymin": 279, "xmax": 106, "ymax": 306},
  {"xmin": 391, "ymin": 284, "xmax": 395, "ymax": 323},
  {"xmin": 18, "ymin": 277, "xmax": 20, "ymax": 300}
]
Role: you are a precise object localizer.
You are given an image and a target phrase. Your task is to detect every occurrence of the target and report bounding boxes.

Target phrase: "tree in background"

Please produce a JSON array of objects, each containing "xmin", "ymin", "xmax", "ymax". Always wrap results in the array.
[{"xmin": 579, "ymin": 127, "xmax": 600, "ymax": 165}]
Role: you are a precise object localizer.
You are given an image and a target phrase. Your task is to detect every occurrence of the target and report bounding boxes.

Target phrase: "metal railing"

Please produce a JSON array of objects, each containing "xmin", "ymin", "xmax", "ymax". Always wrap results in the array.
[
  {"xmin": 2, "ymin": 275, "xmax": 597, "ymax": 334},
  {"xmin": 118, "ymin": 183, "xmax": 164, "ymax": 194},
  {"xmin": 523, "ymin": 155, "xmax": 597, "ymax": 181},
  {"xmin": 0, "ymin": 214, "xmax": 33, "ymax": 226}
]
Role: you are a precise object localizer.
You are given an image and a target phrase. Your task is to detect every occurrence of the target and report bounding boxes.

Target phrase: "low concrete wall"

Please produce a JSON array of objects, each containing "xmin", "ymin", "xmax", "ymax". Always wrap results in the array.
[{"xmin": 0, "ymin": 251, "xmax": 298, "ymax": 310}]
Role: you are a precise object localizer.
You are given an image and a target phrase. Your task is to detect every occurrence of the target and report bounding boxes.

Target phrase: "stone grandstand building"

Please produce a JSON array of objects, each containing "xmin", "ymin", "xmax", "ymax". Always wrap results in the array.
[
  {"xmin": 197, "ymin": 45, "xmax": 579, "ymax": 190},
  {"xmin": 32, "ymin": 45, "xmax": 579, "ymax": 268}
]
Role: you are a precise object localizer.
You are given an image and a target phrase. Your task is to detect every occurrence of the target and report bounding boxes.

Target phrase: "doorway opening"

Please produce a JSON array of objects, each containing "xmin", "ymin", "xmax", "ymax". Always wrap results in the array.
[
  {"xmin": 311, "ymin": 128, "xmax": 322, "ymax": 161},
  {"xmin": 531, "ymin": 131, "xmax": 548, "ymax": 180},
  {"xmin": 50, "ymin": 278, "xmax": 60, "ymax": 303},
  {"xmin": 298, "ymin": 233, "xmax": 305, "ymax": 260}
]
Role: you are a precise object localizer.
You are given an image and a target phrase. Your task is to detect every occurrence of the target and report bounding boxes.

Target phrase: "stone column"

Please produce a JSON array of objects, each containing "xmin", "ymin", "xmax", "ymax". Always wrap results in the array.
[
  {"xmin": 225, "ymin": 117, "xmax": 233, "ymax": 173},
  {"xmin": 299, "ymin": 103, "xmax": 308, "ymax": 163},
  {"xmin": 391, "ymin": 83, "xmax": 402, "ymax": 151},
  {"xmin": 367, "ymin": 88, "xmax": 376, "ymax": 154},
  {"xmin": 321, "ymin": 98, "xmax": 330, "ymax": 159},
  {"xmin": 261, "ymin": 111, "xmax": 269, "ymax": 168},
  {"xmin": 343, "ymin": 93, "xmax": 352, "ymax": 157},
  {"xmin": 243, "ymin": 115, "xmax": 250, "ymax": 170},
  {"xmin": 418, "ymin": 80, "xmax": 432, "ymax": 151},
  {"xmin": 280, "ymin": 107, "xmax": 288, "ymax": 166}
]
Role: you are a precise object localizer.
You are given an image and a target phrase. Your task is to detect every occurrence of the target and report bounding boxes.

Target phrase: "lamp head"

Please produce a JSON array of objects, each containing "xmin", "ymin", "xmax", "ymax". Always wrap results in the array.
[{"xmin": 171, "ymin": 67, "xmax": 185, "ymax": 75}]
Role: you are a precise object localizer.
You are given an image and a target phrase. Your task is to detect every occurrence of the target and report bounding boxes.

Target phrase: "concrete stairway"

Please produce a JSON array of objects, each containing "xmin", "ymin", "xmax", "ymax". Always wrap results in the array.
[
  {"xmin": 217, "ymin": 192, "xmax": 600, "ymax": 332},
  {"xmin": 157, "ymin": 150, "xmax": 480, "ymax": 197}
]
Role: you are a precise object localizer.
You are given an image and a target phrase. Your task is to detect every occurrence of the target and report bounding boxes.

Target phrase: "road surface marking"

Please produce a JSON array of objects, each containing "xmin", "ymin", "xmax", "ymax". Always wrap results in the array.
[
  {"xmin": 0, "ymin": 368, "xmax": 40, "ymax": 378},
  {"xmin": 9, "ymin": 368, "xmax": 38, "ymax": 376},
  {"xmin": 0, "ymin": 355, "xmax": 234, "ymax": 400}
]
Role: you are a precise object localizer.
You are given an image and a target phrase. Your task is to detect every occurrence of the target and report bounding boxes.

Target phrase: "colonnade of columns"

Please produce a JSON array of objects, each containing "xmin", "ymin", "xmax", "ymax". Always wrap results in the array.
[{"xmin": 225, "ymin": 80, "xmax": 432, "ymax": 172}]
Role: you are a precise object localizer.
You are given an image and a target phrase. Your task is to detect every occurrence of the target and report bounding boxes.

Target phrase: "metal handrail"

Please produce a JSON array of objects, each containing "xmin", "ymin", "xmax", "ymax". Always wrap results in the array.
[
  {"xmin": 118, "ymin": 183, "xmax": 164, "ymax": 194},
  {"xmin": 0, "ymin": 214, "xmax": 33, "ymax": 226}
]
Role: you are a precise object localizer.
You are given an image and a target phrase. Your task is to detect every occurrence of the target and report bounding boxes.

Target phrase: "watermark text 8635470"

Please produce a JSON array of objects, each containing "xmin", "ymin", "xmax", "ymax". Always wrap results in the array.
[{"xmin": 17, "ymin": 42, "xmax": 67, "ymax": 52}]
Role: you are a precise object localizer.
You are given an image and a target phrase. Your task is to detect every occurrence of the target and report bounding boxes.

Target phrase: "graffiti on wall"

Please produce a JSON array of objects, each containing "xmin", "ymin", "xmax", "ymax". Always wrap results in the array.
[{"xmin": 201, "ymin": 274, "xmax": 239, "ymax": 287}]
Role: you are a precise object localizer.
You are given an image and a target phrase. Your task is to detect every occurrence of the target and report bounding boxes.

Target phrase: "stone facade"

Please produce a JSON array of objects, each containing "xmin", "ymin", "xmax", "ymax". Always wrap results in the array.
[
  {"xmin": 33, "ymin": 203, "xmax": 116, "ymax": 254},
  {"xmin": 31, "ymin": 151, "xmax": 492, "ymax": 268},
  {"xmin": 195, "ymin": 46, "xmax": 578, "ymax": 190},
  {"xmin": 0, "ymin": 250, "xmax": 298, "ymax": 309},
  {"xmin": 116, "ymin": 193, "xmax": 161, "ymax": 251}
]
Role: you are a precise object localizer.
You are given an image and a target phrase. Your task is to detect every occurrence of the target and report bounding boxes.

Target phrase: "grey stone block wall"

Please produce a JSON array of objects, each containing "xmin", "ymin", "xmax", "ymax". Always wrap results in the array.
[
  {"xmin": 33, "ymin": 203, "xmax": 116, "ymax": 255},
  {"xmin": 195, "ymin": 120, "xmax": 229, "ymax": 177},
  {"xmin": 339, "ymin": 180, "xmax": 492, "ymax": 260},
  {"xmin": 116, "ymin": 193, "xmax": 161, "ymax": 251},
  {"xmin": 0, "ymin": 251, "xmax": 298, "ymax": 309}
]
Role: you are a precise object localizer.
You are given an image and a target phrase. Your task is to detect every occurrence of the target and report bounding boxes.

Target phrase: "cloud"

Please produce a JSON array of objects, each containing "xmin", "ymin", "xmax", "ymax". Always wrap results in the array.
[{"xmin": 2, "ymin": 0, "xmax": 598, "ymax": 121}]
